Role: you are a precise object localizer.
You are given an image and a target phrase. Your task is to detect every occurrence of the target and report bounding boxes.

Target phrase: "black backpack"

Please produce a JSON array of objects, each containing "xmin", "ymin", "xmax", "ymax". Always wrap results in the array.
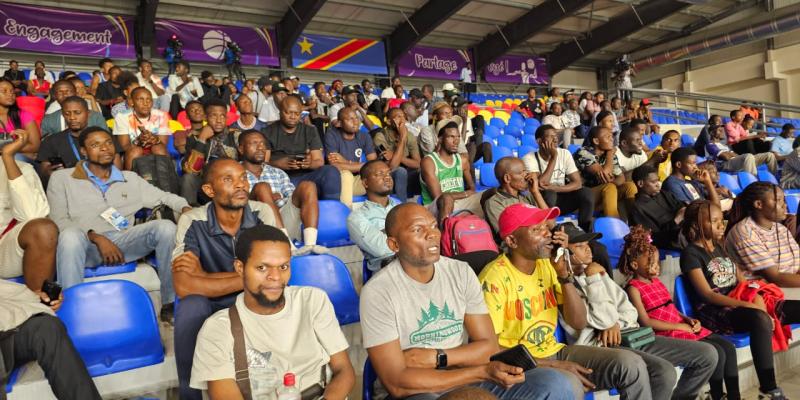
[{"xmin": 132, "ymin": 154, "xmax": 180, "ymax": 195}]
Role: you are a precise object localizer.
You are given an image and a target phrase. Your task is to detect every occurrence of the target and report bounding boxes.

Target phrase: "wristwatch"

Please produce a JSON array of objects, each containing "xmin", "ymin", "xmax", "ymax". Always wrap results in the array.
[
  {"xmin": 435, "ymin": 349, "xmax": 447, "ymax": 369},
  {"xmin": 557, "ymin": 274, "xmax": 574, "ymax": 285}
]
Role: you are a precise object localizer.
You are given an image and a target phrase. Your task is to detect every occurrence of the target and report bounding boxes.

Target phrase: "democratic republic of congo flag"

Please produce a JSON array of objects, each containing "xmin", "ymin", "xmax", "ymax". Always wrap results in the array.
[{"xmin": 291, "ymin": 33, "xmax": 388, "ymax": 75}]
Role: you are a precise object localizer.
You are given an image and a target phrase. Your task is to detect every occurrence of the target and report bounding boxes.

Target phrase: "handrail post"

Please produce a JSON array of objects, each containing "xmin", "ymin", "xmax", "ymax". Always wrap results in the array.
[
  {"xmin": 674, "ymin": 91, "xmax": 679, "ymax": 120},
  {"xmin": 706, "ymin": 100, "xmax": 711, "ymax": 120},
  {"xmin": 762, "ymin": 104, "xmax": 768, "ymax": 133}
]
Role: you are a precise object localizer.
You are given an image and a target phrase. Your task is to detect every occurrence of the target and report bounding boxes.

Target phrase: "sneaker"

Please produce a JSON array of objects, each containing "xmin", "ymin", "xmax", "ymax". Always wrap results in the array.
[
  {"xmin": 311, "ymin": 245, "xmax": 330, "ymax": 255},
  {"xmin": 759, "ymin": 388, "xmax": 786, "ymax": 400},
  {"xmin": 160, "ymin": 302, "xmax": 175, "ymax": 324},
  {"xmin": 293, "ymin": 245, "xmax": 314, "ymax": 256}
]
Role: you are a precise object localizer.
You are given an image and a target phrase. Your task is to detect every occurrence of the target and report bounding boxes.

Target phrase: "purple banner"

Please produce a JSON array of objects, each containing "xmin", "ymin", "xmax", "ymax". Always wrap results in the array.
[
  {"xmin": 396, "ymin": 45, "xmax": 473, "ymax": 81},
  {"xmin": 0, "ymin": 2, "xmax": 135, "ymax": 59},
  {"xmin": 483, "ymin": 54, "xmax": 549, "ymax": 84},
  {"xmin": 155, "ymin": 19, "xmax": 278, "ymax": 67}
]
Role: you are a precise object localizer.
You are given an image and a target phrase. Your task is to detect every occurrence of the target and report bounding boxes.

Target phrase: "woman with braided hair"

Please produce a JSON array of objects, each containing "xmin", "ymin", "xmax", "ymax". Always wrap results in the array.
[
  {"xmin": 725, "ymin": 182, "xmax": 800, "ymax": 287},
  {"xmin": 621, "ymin": 225, "xmax": 739, "ymax": 400},
  {"xmin": 681, "ymin": 200, "xmax": 800, "ymax": 399}
]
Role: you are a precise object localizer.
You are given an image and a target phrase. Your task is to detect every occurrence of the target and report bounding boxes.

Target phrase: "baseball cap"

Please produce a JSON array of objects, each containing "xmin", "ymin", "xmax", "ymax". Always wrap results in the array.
[
  {"xmin": 342, "ymin": 85, "xmax": 358, "ymax": 96},
  {"xmin": 451, "ymin": 96, "xmax": 471, "ymax": 108},
  {"xmin": 289, "ymin": 75, "xmax": 298, "ymax": 80},
  {"xmin": 555, "ymin": 222, "xmax": 602, "ymax": 244},
  {"xmin": 498, "ymin": 204, "xmax": 560, "ymax": 239},
  {"xmin": 271, "ymin": 82, "xmax": 289, "ymax": 93},
  {"xmin": 442, "ymin": 82, "xmax": 459, "ymax": 94},
  {"xmin": 640, "ymin": 98, "xmax": 651, "ymax": 106}
]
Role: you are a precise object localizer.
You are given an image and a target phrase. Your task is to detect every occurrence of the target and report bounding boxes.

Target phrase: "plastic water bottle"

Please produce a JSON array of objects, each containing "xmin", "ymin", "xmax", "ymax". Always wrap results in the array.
[{"xmin": 277, "ymin": 372, "xmax": 301, "ymax": 400}]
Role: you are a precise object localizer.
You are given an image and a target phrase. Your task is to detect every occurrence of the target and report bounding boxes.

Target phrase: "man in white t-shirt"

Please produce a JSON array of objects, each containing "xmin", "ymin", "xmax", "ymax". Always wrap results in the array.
[
  {"xmin": 168, "ymin": 61, "xmax": 204, "ymax": 108},
  {"xmin": 615, "ymin": 126, "xmax": 666, "ymax": 180},
  {"xmin": 135, "ymin": 59, "xmax": 170, "ymax": 111},
  {"xmin": 522, "ymin": 124, "xmax": 594, "ymax": 231},
  {"xmin": 257, "ymin": 82, "xmax": 289, "ymax": 124},
  {"xmin": 360, "ymin": 203, "xmax": 577, "ymax": 400},
  {"xmin": 380, "ymin": 76, "xmax": 402, "ymax": 100},
  {"xmin": 191, "ymin": 224, "xmax": 355, "ymax": 399}
]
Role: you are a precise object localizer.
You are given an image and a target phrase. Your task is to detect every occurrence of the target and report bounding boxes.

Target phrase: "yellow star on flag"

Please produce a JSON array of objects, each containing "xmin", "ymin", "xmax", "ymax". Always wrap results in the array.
[{"xmin": 298, "ymin": 37, "xmax": 313, "ymax": 55}]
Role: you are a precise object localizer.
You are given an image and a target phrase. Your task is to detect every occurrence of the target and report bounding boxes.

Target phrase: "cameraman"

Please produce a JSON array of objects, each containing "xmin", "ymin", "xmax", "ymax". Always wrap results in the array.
[
  {"xmin": 612, "ymin": 55, "xmax": 635, "ymax": 104},
  {"xmin": 224, "ymin": 41, "xmax": 244, "ymax": 82}
]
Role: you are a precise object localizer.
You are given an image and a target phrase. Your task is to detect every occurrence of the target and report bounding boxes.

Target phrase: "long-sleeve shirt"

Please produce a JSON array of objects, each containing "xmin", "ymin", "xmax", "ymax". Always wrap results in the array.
[
  {"xmin": 0, "ymin": 160, "xmax": 49, "ymax": 233},
  {"xmin": 168, "ymin": 75, "xmax": 204, "ymax": 108},
  {"xmin": 561, "ymin": 272, "xmax": 639, "ymax": 346},
  {"xmin": 47, "ymin": 162, "xmax": 188, "ymax": 234},
  {"xmin": 724, "ymin": 121, "xmax": 748, "ymax": 144},
  {"xmin": 346, "ymin": 198, "xmax": 400, "ymax": 271}
]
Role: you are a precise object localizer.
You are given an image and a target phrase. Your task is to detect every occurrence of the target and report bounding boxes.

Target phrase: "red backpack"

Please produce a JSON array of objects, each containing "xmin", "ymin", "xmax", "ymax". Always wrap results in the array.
[{"xmin": 440, "ymin": 211, "xmax": 499, "ymax": 257}]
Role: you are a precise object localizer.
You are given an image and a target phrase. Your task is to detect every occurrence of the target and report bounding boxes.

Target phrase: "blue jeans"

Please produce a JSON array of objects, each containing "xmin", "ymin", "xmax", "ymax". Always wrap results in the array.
[
  {"xmin": 404, "ymin": 367, "xmax": 579, "ymax": 399},
  {"xmin": 56, "ymin": 220, "xmax": 177, "ymax": 305},
  {"xmin": 392, "ymin": 167, "xmax": 408, "ymax": 202},
  {"xmin": 175, "ymin": 294, "xmax": 237, "ymax": 400},
  {"xmin": 290, "ymin": 165, "xmax": 341, "ymax": 201}
]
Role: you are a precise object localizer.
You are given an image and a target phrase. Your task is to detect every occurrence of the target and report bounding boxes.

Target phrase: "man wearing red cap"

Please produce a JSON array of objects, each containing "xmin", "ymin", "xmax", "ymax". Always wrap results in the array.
[
  {"xmin": 360, "ymin": 203, "xmax": 577, "ymax": 400},
  {"xmin": 479, "ymin": 204, "xmax": 667, "ymax": 399}
]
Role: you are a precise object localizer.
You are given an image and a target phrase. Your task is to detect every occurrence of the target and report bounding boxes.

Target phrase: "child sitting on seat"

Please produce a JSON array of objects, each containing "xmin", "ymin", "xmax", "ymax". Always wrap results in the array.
[{"xmin": 621, "ymin": 225, "xmax": 739, "ymax": 400}]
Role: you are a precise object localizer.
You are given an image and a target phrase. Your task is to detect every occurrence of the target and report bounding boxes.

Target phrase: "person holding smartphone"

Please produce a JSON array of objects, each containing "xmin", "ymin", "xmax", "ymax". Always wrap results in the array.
[
  {"xmin": 113, "ymin": 86, "xmax": 172, "ymax": 170},
  {"xmin": 39, "ymin": 96, "xmax": 122, "ymax": 179}
]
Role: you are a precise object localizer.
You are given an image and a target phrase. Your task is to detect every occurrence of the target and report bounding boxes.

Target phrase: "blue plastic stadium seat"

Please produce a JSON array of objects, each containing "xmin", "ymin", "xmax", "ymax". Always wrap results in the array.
[
  {"xmin": 517, "ymin": 145, "xmax": 536, "ymax": 158},
  {"xmin": 490, "ymin": 118, "xmax": 506, "ymax": 129},
  {"xmin": 5, "ymin": 366, "xmax": 20, "ymax": 393},
  {"xmin": 758, "ymin": 170, "xmax": 779, "ymax": 185},
  {"xmin": 522, "ymin": 124, "xmax": 537, "ymax": 136},
  {"xmin": 718, "ymin": 172, "xmax": 742, "ymax": 195},
  {"xmin": 674, "ymin": 276, "xmax": 750, "ymax": 347},
  {"xmin": 83, "ymin": 261, "xmax": 137, "ymax": 278},
  {"xmin": 480, "ymin": 163, "xmax": 499, "ymax": 188},
  {"xmin": 4, "ymin": 275, "xmax": 24, "ymax": 283},
  {"xmin": 497, "ymin": 135, "xmax": 519, "ymax": 149},
  {"xmin": 363, "ymin": 358, "xmax": 378, "ymax": 400},
  {"xmin": 681, "ymin": 134, "xmax": 695, "ymax": 146},
  {"xmin": 524, "ymin": 118, "xmax": 540, "ymax": 129},
  {"xmin": 737, "ymin": 171, "xmax": 757, "ymax": 189},
  {"xmin": 314, "ymin": 200, "xmax": 352, "ymax": 247},
  {"xmin": 352, "ymin": 195, "xmax": 368, "ymax": 203},
  {"xmin": 484, "ymin": 125, "xmax": 501, "ymax": 138},
  {"xmin": 595, "ymin": 217, "xmax": 630, "ymax": 269},
  {"xmin": 161, "ymin": 76, "xmax": 169, "ymax": 89},
  {"xmin": 57, "ymin": 280, "xmax": 164, "ymax": 376},
  {"xmin": 77, "ymin": 72, "xmax": 92, "ymax": 86},
  {"xmin": 504, "ymin": 126, "xmax": 523, "ymax": 138},
  {"xmin": 787, "ymin": 195, "xmax": 800, "ymax": 215},
  {"xmin": 493, "ymin": 146, "xmax": 514, "ymax": 160},
  {"xmin": 568, "ymin": 144, "xmax": 581, "ymax": 154},
  {"xmin": 650, "ymin": 133, "xmax": 662, "ymax": 146},
  {"xmin": 289, "ymin": 254, "xmax": 360, "ymax": 325},
  {"xmin": 507, "ymin": 118, "xmax": 524, "ymax": 129},
  {"xmin": 520, "ymin": 135, "xmax": 537, "ymax": 147}
]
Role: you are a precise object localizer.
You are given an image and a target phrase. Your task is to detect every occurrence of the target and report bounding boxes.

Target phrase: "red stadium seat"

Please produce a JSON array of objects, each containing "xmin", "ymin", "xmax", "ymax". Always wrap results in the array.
[
  {"xmin": 16, "ymin": 96, "xmax": 45, "ymax": 126},
  {"xmin": 226, "ymin": 111, "xmax": 238, "ymax": 126},
  {"xmin": 176, "ymin": 111, "xmax": 190, "ymax": 129}
]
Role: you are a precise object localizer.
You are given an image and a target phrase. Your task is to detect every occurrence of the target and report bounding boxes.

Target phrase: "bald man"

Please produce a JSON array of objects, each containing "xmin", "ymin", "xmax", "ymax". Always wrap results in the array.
[
  {"xmin": 172, "ymin": 157, "xmax": 283, "ymax": 400},
  {"xmin": 482, "ymin": 157, "xmax": 547, "ymax": 236},
  {"xmin": 360, "ymin": 203, "xmax": 578, "ymax": 400},
  {"xmin": 262, "ymin": 95, "xmax": 341, "ymax": 201}
]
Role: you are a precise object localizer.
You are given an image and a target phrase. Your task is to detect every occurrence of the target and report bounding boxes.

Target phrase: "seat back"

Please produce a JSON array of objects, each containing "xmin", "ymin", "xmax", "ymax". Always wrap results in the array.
[
  {"xmin": 15, "ymin": 96, "xmax": 45, "ymax": 125},
  {"xmin": 594, "ymin": 217, "xmax": 630, "ymax": 269},
  {"xmin": 56, "ymin": 280, "xmax": 164, "ymax": 377},
  {"xmin": 520, "ymin": 135, "xmax": 537, "ymax": 147},
  {"xmin": 315, "ymin": 200, "xmax": 352, "ymax": 247},
  {"xmin": 718, "ymin": 172, "xmax": 742, "ymax": 195},
  {"xmin": 490, "ymin": 117, "xmax": 506, "ymax": 129},
  {"xmin": 787, "ymin": 194, "xmax": 800, "ymax": 214},
  {"xmin": 568, "ymin": 144, "xmax": 581, "ymax": 154},
  {"xmin": 737, "ymin": 171, "xmax": 757, "ymax": 189},
  {"xmin": 517, "ymin": 145, "xmax": 536, "ymax": 158},
  {"xmin": 496, "ymin": 135, "xmax": 519, "ymax": 149},
  {"xmin": 363, "ymin": 358, "xmax": 378, "ymax": 400},
  {"xmin": 493, "ymin": 146, "xmax": 513, "ymax": 159},
  {"xmin": 289, "ymin": 254, "xmax": 360, "ymax": 325},
  {"xmin": 757, "ymin": 170, "xmax": 779, "ymax": 185},
  {"xmin": 479, "ymin": 163, "xmax": 499, "ymax": 188},
  {"xmin": 673, "ymin": 275, "xmax": 694, "ymax": 317},
  {"xmin": 681, "ymin": 134, "xmax": 695, "ymax": 147}
]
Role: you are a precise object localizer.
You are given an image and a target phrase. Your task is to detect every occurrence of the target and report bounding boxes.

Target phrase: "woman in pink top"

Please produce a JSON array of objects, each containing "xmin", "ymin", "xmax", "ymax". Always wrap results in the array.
[
  {"xmin": 725, "ymin": 110, "xmax": 771, "ymax": 154},
  {"xmin": 0, "ymin": 79, "xmax": 42, "ymax": 154}
]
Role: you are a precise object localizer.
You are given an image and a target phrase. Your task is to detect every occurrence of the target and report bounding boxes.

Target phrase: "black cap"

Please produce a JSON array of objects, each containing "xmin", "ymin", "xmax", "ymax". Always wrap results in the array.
[
  {"xmin": 271, "ymin": 82, "xmax": 289, "ymax": 93},
  {"xmin": 342, "ymin": 85, "xmax": 358, "ymax": 96},
  {"xmin": 555, "ymin": 222, "xmax": 602, "ymax": 243},
  {"xmin": 450, "ymin": 96, "xmax": 471, "ymax": 109},
  {"xmin": 409, "ymin": 88, "xmax": 424, "ymax": 99}
]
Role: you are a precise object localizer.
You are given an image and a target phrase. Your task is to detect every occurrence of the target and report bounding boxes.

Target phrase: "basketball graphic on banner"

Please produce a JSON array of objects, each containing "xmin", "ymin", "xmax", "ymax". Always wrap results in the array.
[{"xmin": 203, "ymin": 29, "xmax": 231, "ymax": 60}]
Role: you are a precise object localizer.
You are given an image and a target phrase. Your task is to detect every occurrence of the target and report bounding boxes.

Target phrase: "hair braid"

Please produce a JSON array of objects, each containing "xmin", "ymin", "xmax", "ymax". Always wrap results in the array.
[{"xmin": 618, "ymin": 225, "xmax": 657, "ymax": 276}]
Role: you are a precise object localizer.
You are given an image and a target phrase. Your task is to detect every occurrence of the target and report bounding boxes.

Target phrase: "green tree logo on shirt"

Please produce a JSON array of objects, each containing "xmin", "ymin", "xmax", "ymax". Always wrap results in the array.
[{"xmin": 409, "ymin": 301, "xmax": 462, "ymax": 346}]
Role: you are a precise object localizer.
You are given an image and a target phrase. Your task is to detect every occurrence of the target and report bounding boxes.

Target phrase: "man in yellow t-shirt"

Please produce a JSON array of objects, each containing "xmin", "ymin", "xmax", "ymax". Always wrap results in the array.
[{"xmin": 480, "ymin": 204, "xmax": 663, "ymax": 399}]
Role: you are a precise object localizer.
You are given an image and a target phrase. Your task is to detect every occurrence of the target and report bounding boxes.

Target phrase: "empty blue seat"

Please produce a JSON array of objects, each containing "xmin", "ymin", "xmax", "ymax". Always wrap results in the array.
[
  {"xmin": 568, "ymin": 144, "xmax": 581, "ymax": 154},
  {"xmin": 520, "ymin": 135, "xmax": 537, "ymax": 147},
  {"xmin": 497, "ymin": 135, "xmax": 519, "ymax": 149},
  {"xmin": 289, "ymin": 254, "xmax": 360, "ymax": 325},
  {"xmin": 493, "ymin": 146, "xmax": 514, "ymax": 159},
  {"xmin": 504, "ymin": 126, "xmax": 523, "ymax": 138},
  {"xmin": 83, "ymin": 261, "xmax": 137, "ymax": 278},
  {"xmin": 517, "ymin": 145, "xmax": 536, "ymax": 158},
  {"xmin": 681, "ymin": 134, "xmax": 695, "ymax": 146},
  {"xmin": 484, "ymin": 125, "xmax": 501, "ymax": 138},
  {"xmin": 507, "ymin": 118, "xmax": 524, "ymax": 129},
  {"xmin": 490, "ymin": 118, "xmax": 506, "ymax": 129},
  {"xmin": 787, "ymin": 195, "xmax": 800, "ymax": 214},
  {"xmin": 737, "ymin": 171, "xmax": 757, "ymax": 189},
  {"xmin": 674, "ymin": 275, "xmax": 750, "ymax": 347},
  {"xmin": 718, "ymin": 172, "xmax": 742, "ymax": 195},
  {"xmin": 524, "ymin": 118, "xmax": 540, "ymax": 129},
  {"xmin": 315, "ymin": 200, "xmax": 352, "ymax": 247},
  {"xmin": 480, "ymin": 163, "xmax": 499, "ymax": 188},
  {"xmin": 594, "ymin": 217, "xmax": 630, "ymax": 269},
  {"xmin": 57, "ymin": 280, "xmax": 164, "ymax": 376},
  {"xmin": 758, "ymin": 170, "xmax": 779, "ymax": 185},
  {"xmin": 522, "ymin": 124, "xmax": 537, "ymax": 136}
]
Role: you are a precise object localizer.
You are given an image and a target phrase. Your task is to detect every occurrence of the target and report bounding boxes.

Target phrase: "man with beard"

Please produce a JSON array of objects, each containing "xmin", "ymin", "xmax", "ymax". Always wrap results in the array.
[
  {"xmin": 172, "ymin": 158, "xmax": 281, "ymax": 400},
  {"xmin": 347, "ymin": 160, "xmax": 401, "ymax": 272},
  {"xmin": 47, "ymin": 127, "xmax": 189, "ymax": 319},
  {"xmin": 239, "ymin": 129, "xmax": 326, "ymax": 255},
  {"xmin": 40, "ymin": 80, "xmax": 107, "ymax": 137},
  {"xmin": 95, "ymin": 66, "xmax": 125, "ymax": 119},
  {"xmin": 190, "ymin": 224, "xmax": 355, "ymax": 399},
  {"xmin": 360, "ymin": 203, "xmax": 577, "ymax": 399}
]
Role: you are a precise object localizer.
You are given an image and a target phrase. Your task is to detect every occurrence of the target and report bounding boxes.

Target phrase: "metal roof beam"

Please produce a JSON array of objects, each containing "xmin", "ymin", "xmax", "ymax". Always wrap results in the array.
[
  {"xmin": 473, "ymin": 0, "xmax": 595, "ymax": 71},
  {"xmin": 547, "ymin": 0, "xmax": 691, "ymax": 74},
  {"xmin": 386, "ymin": 0, "xmax": 472, "ymax": 64},
  {"xmin": 277, "ymin": 0, "xmax": 328, "ymax": 56}
]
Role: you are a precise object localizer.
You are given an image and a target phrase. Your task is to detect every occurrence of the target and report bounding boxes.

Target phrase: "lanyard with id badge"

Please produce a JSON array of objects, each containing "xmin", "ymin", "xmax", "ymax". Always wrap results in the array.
[{"xmin": 101, "ymin": 207, "xmax": 130, "ymax": 231}]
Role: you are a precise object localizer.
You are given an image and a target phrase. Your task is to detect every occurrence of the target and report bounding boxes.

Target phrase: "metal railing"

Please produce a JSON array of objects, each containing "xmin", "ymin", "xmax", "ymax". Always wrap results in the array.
[{"xmin": 627, "ymin": 87, "xmax": 800, "ymax": 129}]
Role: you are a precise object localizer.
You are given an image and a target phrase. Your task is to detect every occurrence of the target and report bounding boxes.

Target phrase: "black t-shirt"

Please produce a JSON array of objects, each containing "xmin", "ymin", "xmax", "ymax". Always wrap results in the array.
[
  {"xmin": 37, "ymin": 129, "xmax": 123, "ymax": 168},
  {"xmin": 96, "ymin": 81, "xmax": 124, "ymax": 119},
  {"xmin": 680, "ymin": 243, "xmax": 738, "ymax": 302},
  {"xmin": 262, "ymin": 122, "xmax": 322, "ymax": 177},
  {"xmin": 520, "ymin": 99, "xmax": 545, "ymax": 121}
]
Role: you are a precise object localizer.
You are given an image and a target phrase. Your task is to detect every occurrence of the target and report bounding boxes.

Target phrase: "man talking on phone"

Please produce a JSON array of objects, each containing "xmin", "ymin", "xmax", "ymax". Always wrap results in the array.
[{"xmin": 262, "ymin": 96, "xmax": 341, "ymax": 201}]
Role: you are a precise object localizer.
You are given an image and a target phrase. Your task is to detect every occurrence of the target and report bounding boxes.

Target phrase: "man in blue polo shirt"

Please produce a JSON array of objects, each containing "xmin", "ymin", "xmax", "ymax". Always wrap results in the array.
[{"xmin": 171, "ymin": 158, "xmax": 280, "ymax": 400}]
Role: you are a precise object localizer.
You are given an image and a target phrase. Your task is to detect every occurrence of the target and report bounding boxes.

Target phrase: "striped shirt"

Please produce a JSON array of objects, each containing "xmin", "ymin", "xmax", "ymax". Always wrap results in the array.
[{"xmin": 725, "ymin": 217, "xmax": 800, "ymax": 278}]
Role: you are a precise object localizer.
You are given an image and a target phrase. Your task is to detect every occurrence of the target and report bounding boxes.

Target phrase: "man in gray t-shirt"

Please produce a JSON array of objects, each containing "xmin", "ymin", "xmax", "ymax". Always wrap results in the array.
[{"xmin": 359, "ymin": 203, "xmax": 578, "ymax": 400}]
